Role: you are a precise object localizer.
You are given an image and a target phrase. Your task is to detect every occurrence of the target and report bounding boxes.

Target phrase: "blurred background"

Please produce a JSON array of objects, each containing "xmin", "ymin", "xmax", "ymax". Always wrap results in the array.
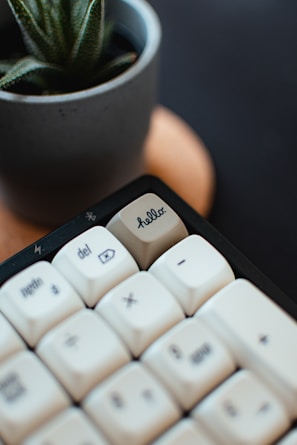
[{"xmin": 148, "ymin": 0, "xmax": 297, "ymax": 298}]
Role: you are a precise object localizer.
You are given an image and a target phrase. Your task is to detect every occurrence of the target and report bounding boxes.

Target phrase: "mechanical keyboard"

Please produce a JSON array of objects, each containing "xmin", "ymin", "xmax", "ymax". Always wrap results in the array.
[{"xmin": 0, "ymin": 174, "xmax": 296, "ymax": 445}]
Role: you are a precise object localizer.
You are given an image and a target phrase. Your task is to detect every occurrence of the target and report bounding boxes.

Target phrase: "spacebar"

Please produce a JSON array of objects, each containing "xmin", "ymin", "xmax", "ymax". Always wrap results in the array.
[{"xmin": 196, "ymin": 279, "xmax": 297, "ymax": 418}]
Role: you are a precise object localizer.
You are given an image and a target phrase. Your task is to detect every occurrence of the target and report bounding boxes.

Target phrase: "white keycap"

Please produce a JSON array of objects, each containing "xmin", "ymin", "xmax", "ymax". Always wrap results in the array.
[
  {"xmin": 149, "ymin": 234, "xmax": 235, "ymax": 315},
  {"xmin": 196, "ymin": 278, "xmax": 297, "ymax": 417},
  {"xmin": 142, "ymin": 318, "xmax": 235, "ymax": 410},
  {"xmin": 0, "ymin": 261, "xmax": 84, "ymax": 347},
  {"xmin": 52, "ymin": 226, "xmax": 139, "ymax": 307},
  {"xmin": 23, "ymin": 407, "xmax": 108, "ymax": 445},
  {"xmin": 192, "ymin": 369, "xmax": 290, "ymax": 445},
  {"xmin": 152, "ymin": 418, "xmax": 216, "ymax": 445},
  {"xmin": 83, "ymin": 362, "xmax": 181, "ymax": 445},
  {"xmin": 107, "ymin": 193, "xmax": 188, "ymax": 269},
  {"xmin": 277, "ymin": 430, "xmax": 297, "ymax": 445},
  {"xmin": 0, "ymin": 313, "xmax": 25, "ymax": 363},
  {"xmin": 0, "ymin": 350, "xmax": 69, "ymax": 445},
  {"xmin": 37, "ymin": 309, "xmax": 131, "ymax": 401},
  {"xmin": 96, "ymin": 271, "xmax": 184, "ymax": 356}
]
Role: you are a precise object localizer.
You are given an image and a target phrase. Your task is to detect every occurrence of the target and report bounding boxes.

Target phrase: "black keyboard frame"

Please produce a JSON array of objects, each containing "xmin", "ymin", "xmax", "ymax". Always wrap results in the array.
[{"xmin": 1, "ymin": 174, "xmax": 296, "ymax": 320}]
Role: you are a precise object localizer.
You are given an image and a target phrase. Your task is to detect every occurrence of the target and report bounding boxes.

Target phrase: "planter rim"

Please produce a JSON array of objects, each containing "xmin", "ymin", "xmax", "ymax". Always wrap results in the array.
[{"xmin": 0, "ymin": 0, "xmax": 161, "ymax": 104}]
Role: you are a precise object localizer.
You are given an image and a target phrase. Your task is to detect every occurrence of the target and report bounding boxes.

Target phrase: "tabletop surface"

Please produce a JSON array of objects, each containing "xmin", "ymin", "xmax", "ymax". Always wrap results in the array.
[{"xmin": 148, "ymin": 0, "xmax": 297, "ymax": 299}]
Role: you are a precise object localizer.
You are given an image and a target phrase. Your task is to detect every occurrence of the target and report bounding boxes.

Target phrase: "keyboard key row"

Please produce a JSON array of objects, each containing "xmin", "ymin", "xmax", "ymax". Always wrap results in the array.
[
  {"xmin": 1, "ymin": 193, "xmax": 297, "ymax": 444},
  {"xmin": 0, "ymin": 354, "xmax": 292, "ymax": 445},
  {"xmin": 2, "ymin": 268, "xmax": 297, "ymax": 411},
  {"xmin": 0, "ymin": 231, "xmax": 235, "ymax": 352}
]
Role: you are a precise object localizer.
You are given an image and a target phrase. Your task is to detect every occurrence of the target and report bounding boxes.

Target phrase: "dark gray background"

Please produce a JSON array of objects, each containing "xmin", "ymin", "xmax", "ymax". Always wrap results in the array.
[{"xmin": 148, "ymin": 0, "xmax": 297, "ymax": 298}]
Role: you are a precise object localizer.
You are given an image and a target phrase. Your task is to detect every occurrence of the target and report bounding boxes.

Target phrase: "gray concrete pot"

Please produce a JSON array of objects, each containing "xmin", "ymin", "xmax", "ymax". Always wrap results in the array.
[{"xmin": 0, "ymin": 0, "xmax": 161, "ymax": 225}]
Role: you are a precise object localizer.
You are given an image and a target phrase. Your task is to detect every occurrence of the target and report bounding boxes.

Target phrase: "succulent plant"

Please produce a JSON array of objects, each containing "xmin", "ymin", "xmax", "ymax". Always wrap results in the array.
[{"xmin": 0, "ymin": 0, "xmax": 137, "ymax": 94}]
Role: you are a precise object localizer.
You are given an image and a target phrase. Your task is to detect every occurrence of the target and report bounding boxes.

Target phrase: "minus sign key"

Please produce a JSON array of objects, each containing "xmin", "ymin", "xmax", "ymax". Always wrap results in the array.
[{"xmin": 177, "ymin": 259, "xmax": 186, "ymax": 266}]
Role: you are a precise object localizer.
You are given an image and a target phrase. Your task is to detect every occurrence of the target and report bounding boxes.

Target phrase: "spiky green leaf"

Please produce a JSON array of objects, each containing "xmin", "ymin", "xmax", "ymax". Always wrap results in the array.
[
  {"xmin": 70, "ymin": 0, "xmax": 105, "ymax": 72},
  {"xmin": 6, "ymin": 0, "xmax": 54, "ymax": 61},
  {"xmin": 0, "ymin": 56, "xmax": 63, "ymax": 90},
  {"xmin": 0, "ymin": 60, "xmax": 16, "ymax": 74},
  {"xmin": 92, "ymin": 52, "xmax": 137, "ymax": 84},
  {"xmin": 24, "ymin": 0, "xmax": 44, "ymax": 26},
  {"xmin": 44, "ymin": 4, "xmax": 70, "ymax": 62},
  {"xmin": 70, "ymin": 0, "xmax": 90, "ymax": 38}
]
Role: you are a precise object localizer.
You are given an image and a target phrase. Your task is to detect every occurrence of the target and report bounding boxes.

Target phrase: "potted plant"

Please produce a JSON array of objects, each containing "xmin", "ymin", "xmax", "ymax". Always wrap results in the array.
[{"xmin": 0, "ymin": 0, "xmax": 161, "ymax": 225}]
